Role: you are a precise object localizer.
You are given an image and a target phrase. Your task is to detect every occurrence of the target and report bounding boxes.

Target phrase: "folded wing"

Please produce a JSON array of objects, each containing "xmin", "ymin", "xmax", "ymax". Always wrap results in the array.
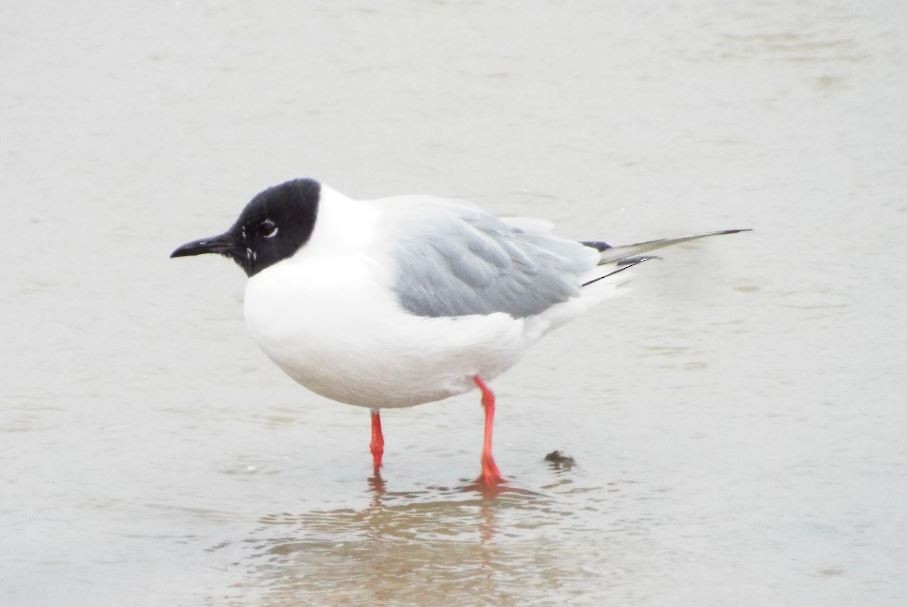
[{"xmin": 390, "ymin": 202, "xmax": 599, "ymax": 318}]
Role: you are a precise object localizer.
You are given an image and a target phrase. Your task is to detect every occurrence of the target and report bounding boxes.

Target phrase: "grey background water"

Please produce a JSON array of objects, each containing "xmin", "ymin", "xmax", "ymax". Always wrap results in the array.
[{"xmin": 2, "ymin": 1, "xmax": 905, "ymax": 605}]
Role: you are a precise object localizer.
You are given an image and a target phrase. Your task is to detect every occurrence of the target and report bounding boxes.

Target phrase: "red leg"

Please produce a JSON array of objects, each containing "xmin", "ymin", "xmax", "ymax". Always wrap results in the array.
[
  {"xmin": 473, "ymin": 376, "xmax": 504, "ymax": 486},
  {"xmin": 370, "ymin": 409, "xmax": 384, "ymax": 472}
]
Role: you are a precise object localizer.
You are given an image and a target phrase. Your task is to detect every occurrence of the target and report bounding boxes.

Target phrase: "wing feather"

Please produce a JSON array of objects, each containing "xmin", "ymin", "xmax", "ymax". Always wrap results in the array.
[{"xmin": 390, "ymin": 202, "xmax": 597, "ymax": 318}]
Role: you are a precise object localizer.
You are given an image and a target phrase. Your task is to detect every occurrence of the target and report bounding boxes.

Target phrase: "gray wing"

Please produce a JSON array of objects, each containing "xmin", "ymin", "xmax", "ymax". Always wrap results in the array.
[{"xmin": 390, "ymin": 203, "xmax": 598, "ymax": 318}]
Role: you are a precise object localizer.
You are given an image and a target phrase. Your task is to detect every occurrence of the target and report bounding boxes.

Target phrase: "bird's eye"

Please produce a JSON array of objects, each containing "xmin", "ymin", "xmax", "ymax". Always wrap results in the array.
[{"xmin": 260, "ymin": 220, "xmax": 278, "ymax": 238}]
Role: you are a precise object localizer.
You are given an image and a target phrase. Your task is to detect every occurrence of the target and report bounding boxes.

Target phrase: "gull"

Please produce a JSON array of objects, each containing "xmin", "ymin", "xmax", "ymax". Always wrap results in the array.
[{"xmin": 171, "ymin": 178, "xmax": 747, "ymax": 486}]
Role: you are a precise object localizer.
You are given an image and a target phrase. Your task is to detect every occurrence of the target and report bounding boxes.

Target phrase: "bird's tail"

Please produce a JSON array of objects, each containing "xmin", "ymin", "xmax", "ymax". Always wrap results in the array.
[
  {"xmin": 583, "ymin": 229, "xmax": 750, "ymax": 264},
  {"xmin": 580, "ymin": 229, "xmax": 751, "ymax": 287}
]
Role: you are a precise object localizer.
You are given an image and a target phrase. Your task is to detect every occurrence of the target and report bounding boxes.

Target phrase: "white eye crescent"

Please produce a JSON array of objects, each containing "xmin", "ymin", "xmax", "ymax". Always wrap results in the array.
[{"xmin": 261, "ymin": 220, "xmax": 278, "ymax": 238}]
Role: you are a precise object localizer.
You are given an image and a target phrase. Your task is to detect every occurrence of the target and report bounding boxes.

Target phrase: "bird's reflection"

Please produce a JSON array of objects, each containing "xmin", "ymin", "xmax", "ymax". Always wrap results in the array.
[
  {"xmin": 366, "ymin": 471, "xmax": 386, "ymax": 505},
  {"xmin": 232, "ymin": 473, "xmax": 581, "ymax": 605},
  {"xmin": 361, "ymin": 470, "xmax": 539, "ymax": 543}
]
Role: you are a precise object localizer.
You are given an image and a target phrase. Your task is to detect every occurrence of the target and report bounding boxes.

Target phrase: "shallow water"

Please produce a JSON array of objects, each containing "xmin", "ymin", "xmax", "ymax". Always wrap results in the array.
[{"xmin": 2, "ymin": 1, "xmax": 906, "ymax": 605}]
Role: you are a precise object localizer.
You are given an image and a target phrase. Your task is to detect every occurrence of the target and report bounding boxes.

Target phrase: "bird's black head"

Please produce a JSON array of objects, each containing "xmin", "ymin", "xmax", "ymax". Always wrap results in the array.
[{"xmin": 171, "ymin": 178, "xmax": 320, "ymax": 276}]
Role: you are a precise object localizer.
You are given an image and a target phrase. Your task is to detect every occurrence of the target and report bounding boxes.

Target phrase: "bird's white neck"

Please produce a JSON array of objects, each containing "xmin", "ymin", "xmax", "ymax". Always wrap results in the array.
[{"xmin": 288, "ymin": 185, "xmax": 380, "ymax": 262}]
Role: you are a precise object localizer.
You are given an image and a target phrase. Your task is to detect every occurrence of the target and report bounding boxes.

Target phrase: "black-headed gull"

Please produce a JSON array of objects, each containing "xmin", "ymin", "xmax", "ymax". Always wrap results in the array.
[{"xmin": 171, "ymin": 178, "xmax": 747, "ymax": 486}]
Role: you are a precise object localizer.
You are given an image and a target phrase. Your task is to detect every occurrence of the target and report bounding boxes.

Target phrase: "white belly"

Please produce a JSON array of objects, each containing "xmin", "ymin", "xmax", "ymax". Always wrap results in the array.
[{"xmin": 243, "ymin": 257, "xmax": 528, "ymax": 408}]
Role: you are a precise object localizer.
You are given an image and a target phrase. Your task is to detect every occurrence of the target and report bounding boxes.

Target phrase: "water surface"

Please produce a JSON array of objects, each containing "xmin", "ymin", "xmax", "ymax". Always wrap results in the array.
[{"xmin": 2, "ymin": 1, "xmax": 905, "ymax": 605}]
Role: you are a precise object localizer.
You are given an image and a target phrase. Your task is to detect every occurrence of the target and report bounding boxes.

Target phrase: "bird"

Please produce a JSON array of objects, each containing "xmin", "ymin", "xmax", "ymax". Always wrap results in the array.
[{"xmin": 171, "ymin": 178, "xmax": 747, "ymax": 486}]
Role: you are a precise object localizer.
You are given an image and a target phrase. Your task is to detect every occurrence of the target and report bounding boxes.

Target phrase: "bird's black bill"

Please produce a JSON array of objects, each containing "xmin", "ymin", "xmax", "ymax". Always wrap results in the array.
[{"xmin": 170, "ymin": 233, "xmax": 237, "ymax": 258}]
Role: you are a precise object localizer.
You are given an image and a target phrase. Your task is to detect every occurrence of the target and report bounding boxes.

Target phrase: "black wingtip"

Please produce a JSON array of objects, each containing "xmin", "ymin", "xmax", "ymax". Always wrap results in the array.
[
  {"xmin": 582, "ymin": 255, "xmax": 655, "ymax": 287},
  {"xmin": 616, "ymin": 254, "xmax": 661, "ymax": 267},
  {"xmin": 580, "ymin": 240, "xmax": 612, "ymax": 251}
]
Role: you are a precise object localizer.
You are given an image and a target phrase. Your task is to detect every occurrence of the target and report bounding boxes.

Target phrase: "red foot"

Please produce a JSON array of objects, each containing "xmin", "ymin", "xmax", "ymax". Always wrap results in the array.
[
  {"xmin": 370, "ymin": 409, "xmax": 384, "ymax": 472},
  {"xmin": 473, "ymin": 376, "xmax": 504, "ymax": 486}
]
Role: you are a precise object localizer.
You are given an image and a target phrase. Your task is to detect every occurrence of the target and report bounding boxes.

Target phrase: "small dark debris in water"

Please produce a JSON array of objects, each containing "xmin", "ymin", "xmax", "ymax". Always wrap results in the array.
[{"xmin": 544, "ymin": 450, "xmax": 576, "ymax": 470}]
